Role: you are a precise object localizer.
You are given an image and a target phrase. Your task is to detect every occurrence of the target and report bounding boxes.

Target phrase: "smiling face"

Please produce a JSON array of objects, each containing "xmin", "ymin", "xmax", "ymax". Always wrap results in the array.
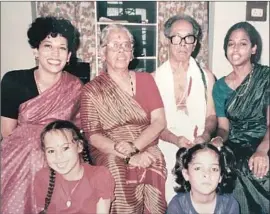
[
  {"xmin": 102, "ymin": 28, "xmax": 133, "ymax": 72},
  {"xmin": 34, "ymin": 34, "xmax": 71, "ymax": 74},
  {"xmin": 168, "ymin": 20, "xmax": 197, "ymax": 64},
  {"xmin": 182, "ymin": 149, "xmax": 222, "ymax": 197},
  {"xmin": 43, "ymin": 130, "xmax": 82, "ymax": 179},
  {"xmin": 226, "ymin": 28, "xmax": 257, "ymax": 67}
]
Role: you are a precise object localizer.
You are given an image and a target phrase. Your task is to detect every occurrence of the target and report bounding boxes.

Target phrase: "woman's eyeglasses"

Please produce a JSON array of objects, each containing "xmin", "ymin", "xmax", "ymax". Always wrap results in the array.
[
  {"xmin": 105, "ymin": 42, "xmax": 133, "ymax": 52},
  {"xmin": 168, "ymin": 34, "xmax": 196, "ymax": 45}
]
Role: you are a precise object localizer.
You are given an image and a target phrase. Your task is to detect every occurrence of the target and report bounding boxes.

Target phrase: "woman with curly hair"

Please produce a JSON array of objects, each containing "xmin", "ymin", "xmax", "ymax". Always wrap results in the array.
[
  {"xmin": 167, "ymin": 143, "xmax": 239, "ymax": 214},
  {"xmin": 1, "ymin": 16, "xmax": 82, "ymax": 214}
]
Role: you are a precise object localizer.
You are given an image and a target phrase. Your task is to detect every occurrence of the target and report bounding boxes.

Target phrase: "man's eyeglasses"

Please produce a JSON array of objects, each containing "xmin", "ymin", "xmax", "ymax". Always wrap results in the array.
[
  {"xmin": 105, "ymin": 42, "xmax": 133, "ymax": 52},
  {"xmin": 168, "ymin": 34, "xmax": 196, "ymax": 45}
]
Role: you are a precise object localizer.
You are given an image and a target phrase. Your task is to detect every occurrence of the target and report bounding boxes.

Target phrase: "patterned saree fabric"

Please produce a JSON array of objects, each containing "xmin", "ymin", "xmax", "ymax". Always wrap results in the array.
[
  {"xmin": 1, "ymin": 72, "xmax": 82, "ymax": 214},
  {"xmin": 224, "ymin": 64, "xmax": 270, "ymax": 214},
  {"xmin": 81, "ymin": 73, "xmax": 167, "ymax": 214}
]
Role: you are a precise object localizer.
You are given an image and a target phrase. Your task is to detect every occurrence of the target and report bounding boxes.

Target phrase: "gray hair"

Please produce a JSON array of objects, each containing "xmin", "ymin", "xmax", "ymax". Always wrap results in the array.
[
  {"xmin": 164, "ymin": 14, "xmax": 202, "ymax": 41},
  {"xmin": 100, "ymin": 24, "xmax": 134, "ymax": 47}
]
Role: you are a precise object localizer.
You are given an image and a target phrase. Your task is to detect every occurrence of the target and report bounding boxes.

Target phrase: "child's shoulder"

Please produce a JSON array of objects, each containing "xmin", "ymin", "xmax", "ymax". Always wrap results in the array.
[
  {"xmin": 36, "ymin": 167, "xmax": 50, "ymax": 177},
  {"xmin": 83, "ymin": 164, "xmax": 112, "ymax": 179},
  {"xmin": 34, "ymin": 167, "xmax": 51, "ymax": 186},
  {"xmin": 216, "ymin": 194, "xmax": 239, "ymax": 213},
  {"xmin": 169, "ymin": 192, "xmax": 190, "ymax": 206},
  {"xmin": 218, "ymin": 193, "xmax": 238, "ymax": 203},
  {"xmin": 167, "ymin": 192, "xmax": 191, "ymax": 214}
]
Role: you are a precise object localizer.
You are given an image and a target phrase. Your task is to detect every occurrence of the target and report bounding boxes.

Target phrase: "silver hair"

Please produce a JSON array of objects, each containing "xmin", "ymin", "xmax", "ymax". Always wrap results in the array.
[
  {"xmin": 164, "ymin": 14, "xmax": 202, "ymax": 41},
  {"xmin": 100, "ymin": 24, "xmax": 134, "ymax": 47}
]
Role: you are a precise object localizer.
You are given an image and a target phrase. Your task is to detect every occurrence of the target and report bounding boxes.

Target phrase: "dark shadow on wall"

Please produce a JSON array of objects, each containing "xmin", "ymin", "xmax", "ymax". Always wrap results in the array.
[{"xmin": 64, "ymin": 55, "xmax": 91, "ymax": 84}]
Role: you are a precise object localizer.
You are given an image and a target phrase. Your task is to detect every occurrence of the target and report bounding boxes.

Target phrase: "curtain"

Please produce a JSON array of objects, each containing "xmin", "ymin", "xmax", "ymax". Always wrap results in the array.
[
  {"xmin": 37, "ymin": 1, "xmax": 209, "ymax": 77},
  {"xmin": 158, "ymin": 1, "xmax": 209, "ymax": 68},
  {"xmin": 37, "ymin": 2, "xmax": 97, "ymax": 78}
]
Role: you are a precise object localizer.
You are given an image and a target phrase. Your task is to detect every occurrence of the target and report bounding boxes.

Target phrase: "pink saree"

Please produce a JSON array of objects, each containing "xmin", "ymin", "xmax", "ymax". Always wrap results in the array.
[
  {"xmin": 1, "ymin": 72, "xmax": 82, "ymax": 214},
  {"xmin": 81, "ymin": 73, "xmax": 167, "ymax": 214}
]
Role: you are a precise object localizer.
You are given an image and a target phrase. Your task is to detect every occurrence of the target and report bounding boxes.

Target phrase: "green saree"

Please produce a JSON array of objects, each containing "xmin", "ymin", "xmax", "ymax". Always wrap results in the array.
[{"xmin": 224, "ymin": 64, "xmax": 270, "ymax": 214}]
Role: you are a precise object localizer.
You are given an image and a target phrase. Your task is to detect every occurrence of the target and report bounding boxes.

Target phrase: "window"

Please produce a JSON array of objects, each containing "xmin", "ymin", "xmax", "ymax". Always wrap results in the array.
[{"xmin": 95, "ymin": 1, "xmax": 157, "ymax": 73}]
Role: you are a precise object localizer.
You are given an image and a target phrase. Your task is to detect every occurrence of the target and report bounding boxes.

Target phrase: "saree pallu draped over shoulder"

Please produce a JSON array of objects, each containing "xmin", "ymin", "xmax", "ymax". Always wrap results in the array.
[
  {"xmin": 1, "ymin": 72, "xmax": 82, "ymax": 214},
  {"xmin": 82, "ymin": 73, "xmax": 167, "ymax": 214},
  {"xmin": 225, "ymin": 64, "xmax": 270, "ymax": 214}
]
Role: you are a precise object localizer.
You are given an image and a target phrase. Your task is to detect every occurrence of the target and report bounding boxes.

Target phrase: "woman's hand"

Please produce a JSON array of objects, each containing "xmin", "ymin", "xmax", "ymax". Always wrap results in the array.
[
  {"xmin": 129, "ymin": 151, "xmax": 156, "ymax": 168},
  {"xmin": 176, "ymin": 136, "xmax": 193, "ymax": 148},
  {"xmin": 96, "ymin": 198, "xmax": 111, "ymax": 214},
  {"xmin": 210, "ymin": 136, "xmax": 224, "ymax": 148},
  {"xmin": 114, "ymin": 141, "xmax": 134, "ymax": 156},
  {"xmin": 1, "ymin": 116, "xmax": 18, "ymax": 138},
  {"xmin": 193, "ymin": 133, "xmax": 211, "ymax": 144},
  {"xmin": 248, "ymin": 151, "xmax": 269, "ymax": 178}
]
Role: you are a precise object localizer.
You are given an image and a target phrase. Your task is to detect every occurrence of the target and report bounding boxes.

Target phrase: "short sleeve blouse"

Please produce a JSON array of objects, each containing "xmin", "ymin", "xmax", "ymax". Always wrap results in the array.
[
  {"xmin": 1, "ymin": 68, "xmax": 39, "ymax": 119},
  {"xmin": 212, "ymin": 77, "xmax": 234, "ymax": 117}
]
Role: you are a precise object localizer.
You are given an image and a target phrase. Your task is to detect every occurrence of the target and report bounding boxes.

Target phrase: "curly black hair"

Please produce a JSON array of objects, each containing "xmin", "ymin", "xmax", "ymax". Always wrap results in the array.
[
  {"xmin": 173, "ymin": 143, "xmax": 237, "ymax": 194},
  {"xmin": 223, "ymin": 21, "xmax": 262, "ymax": 63},
  {"xmin": 39, "ymin": 120, "xmax": 92, "ymax": 214},
  {"xmin": 27, "ymin": 16, "xmax": 80, "ymax": 54}
]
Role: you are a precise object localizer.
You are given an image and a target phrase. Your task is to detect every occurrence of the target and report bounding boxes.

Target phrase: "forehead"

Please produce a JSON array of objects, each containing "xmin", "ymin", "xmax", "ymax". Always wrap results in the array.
[
  {"xmin": 191, "ymin": 149, "xmax": 219, "ymax": 164},
  {"xmin": 229, "ymin": 28, "xmax": 250, "ymax": 40},
  {"xmin": 44, "ymin": 130, "xmax": 72, "ymax": 147},
  {"xmin": 107, "ymin": 29, "xmax": 130, "ymax": 41},
  {"xmin": 170, "ymin": 20, "xmax": 193, "ymax": 35},
  {"xmin": 42, "ymin": 35, "xmax": 68, "ymax": 45}
]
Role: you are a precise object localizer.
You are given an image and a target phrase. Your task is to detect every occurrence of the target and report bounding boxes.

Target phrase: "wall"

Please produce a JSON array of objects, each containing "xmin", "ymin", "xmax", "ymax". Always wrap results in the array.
[
  {"xmin": 1, "ymin": 2, "xmax": 35, "ymax": 78},
  {"xmin": 209, "ymin": 2, "xmax": 269, "ymax": 79}
]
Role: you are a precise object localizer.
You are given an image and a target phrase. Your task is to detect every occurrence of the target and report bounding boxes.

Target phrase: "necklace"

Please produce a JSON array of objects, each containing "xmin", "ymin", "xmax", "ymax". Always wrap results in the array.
[
  {"xmin": 228, "ymin": 65, "xmax": 254, "ymax": 110},
  {"xmin": 129, "ymin": 71, "xmax": 134, "ymax": 96},
  {"xmin": 59, "ymin": 167, "xmax": 84, "ymax": 208},
  {"xmin": 34, "ymin": 71, "xmax": 43, "ymax": 94},
  {"xmin": 234, "ymin": 64, "xmax": 254, "ymax": 97}
]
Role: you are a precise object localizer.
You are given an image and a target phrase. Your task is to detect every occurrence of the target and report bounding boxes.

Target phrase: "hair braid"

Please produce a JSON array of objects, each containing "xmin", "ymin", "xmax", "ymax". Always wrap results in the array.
[
  {"xmin": 39, "ymin": 168, "xmax": 56, "ymax": 214},
  {"xmin": 82, "ymin": 139, "xmax": 92, "ymax": 165}
]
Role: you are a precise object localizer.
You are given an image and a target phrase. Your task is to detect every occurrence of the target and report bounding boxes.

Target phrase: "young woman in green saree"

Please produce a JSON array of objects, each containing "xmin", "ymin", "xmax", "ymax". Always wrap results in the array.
[{"xmin": 212, "ymin": 22, "xmax": 269, "ymax": 214}]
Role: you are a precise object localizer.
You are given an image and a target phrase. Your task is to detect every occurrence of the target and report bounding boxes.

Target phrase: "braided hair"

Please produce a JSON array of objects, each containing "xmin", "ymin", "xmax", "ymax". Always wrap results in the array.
[
  {"xmin": 172, "ymin": 142, "xmax": 236, "ymax": 194},
  {"xmin": 39, "ymin": 120, "xmax": 92, "ymax": 214}
]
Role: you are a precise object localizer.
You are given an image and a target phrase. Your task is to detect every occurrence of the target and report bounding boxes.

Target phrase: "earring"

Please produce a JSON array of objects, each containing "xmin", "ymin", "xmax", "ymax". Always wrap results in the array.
[{"xmin": 34, "ymin": 56, "xmax": 39, "ymax": 66}]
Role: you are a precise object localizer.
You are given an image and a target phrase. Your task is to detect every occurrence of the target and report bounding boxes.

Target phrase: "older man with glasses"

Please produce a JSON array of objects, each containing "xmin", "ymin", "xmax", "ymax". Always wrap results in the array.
[{"xmin": 154, "ymin": 14, "xmax": 217, "ymax": 203}]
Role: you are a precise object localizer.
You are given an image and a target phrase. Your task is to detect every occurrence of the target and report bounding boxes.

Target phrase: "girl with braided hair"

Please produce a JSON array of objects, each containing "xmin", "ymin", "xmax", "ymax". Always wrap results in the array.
[
  {"xmin": 34, "ymin": 120, "xmax": 115, "ymax": 214},
  {"xmin": 167, "ymin": 143, "xmax": 239, "ymax": 214}
]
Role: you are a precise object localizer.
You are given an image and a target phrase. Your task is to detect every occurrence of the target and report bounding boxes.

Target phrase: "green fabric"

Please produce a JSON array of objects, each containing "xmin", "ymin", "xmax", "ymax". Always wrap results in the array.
[
  {"xmin": 213, "ymin": 77, "xmax": 234, "ymax": 117},
  {"xmin": 223, "ymin": 63, "xmax": 270, "ymax": 214},
  {"xmin": 225, "ymin": 63, "xmax": 269, "ymax": 147}
]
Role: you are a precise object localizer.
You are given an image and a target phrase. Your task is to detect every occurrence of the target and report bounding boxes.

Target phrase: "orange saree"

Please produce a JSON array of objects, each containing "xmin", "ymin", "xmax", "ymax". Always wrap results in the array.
[
  {"xmin": 1, "ymin": 72, "xmax": 82, "ymax": 214},
  {"xmin": 81, "ymin": 72, "xmax": 167, "ymax": 214}
]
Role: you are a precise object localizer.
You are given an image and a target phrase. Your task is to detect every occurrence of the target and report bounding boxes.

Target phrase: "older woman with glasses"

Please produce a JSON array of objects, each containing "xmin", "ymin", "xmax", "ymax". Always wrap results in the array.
[
  {"xmin": 154, "ymin": 14, "xmax": 217, "ymax": 203},
  {"xmin": 80, "ymin": 24, "xmax": 167, "ymax": 213}
]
